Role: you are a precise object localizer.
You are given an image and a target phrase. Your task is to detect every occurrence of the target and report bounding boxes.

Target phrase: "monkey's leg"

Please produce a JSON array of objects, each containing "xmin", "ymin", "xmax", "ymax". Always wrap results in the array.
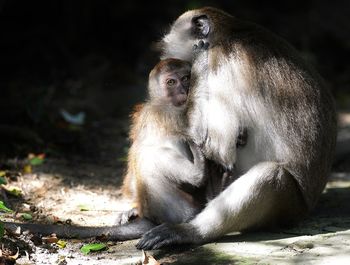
[
  {"xmin": 136, "ymin": 162, "xmax": 307, "ymax": 249},
  {"xmin": 142, "ymin": 181, "xmax": 203, "ymax": 225}
]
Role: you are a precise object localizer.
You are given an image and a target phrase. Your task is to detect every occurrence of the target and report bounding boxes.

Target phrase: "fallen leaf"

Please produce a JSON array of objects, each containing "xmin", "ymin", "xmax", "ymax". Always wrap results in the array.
[
  {"xmin": 0, "ymin": 176, "xmax": 6, "ymax": 185},
  {"xmin": 14, "ymin": 226, "xmax": 21, "ymax": 235},
  {"xmin": 78, "ymin": 204, "xmax": 89, "ymax": 211},
  {"xmin": 142, "ymin": 250, "xmax": 160, "ymax": 265},
  {"xmin": 42, "ymin": 234, "xmax": 59, "ymax": 244},
  {"xmin": 0, "ymin": 171, "xmax": 6, "ymax": 177},
  {"xmin": 4, "ymin": 187, "xmax": 22, "ymax": 197},
  {"xmin": 29, "ymin": 157, "xmax": 44, "ymax": 166},
  {"xmin": 80, "ymin": 243, "xmax": 107, "ymax": 255},
  {"xmin": 21, "ymin": 213, "xmax": 33, "ymax": 220},
  {"xmin": 57, "ymin": 240, "xmax": 67, "ymax": 248},
  {"xmin": 0, "ymin": 201, "xmax": 13, "ymax": 213}
]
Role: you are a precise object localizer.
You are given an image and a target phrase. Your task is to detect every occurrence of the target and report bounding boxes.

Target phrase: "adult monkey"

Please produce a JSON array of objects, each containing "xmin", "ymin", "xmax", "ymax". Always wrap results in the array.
[{"xmin": 136, "ymin": 7, "xmax": 337, "ymax": 250}]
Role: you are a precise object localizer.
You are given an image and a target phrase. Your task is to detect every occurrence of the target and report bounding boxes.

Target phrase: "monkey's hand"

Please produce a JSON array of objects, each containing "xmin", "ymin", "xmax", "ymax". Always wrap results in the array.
[
  {"xmin": 115, "ymin": 207, "xmax": 138, "ymax": 225},
  {"xmin": 193, "ymin": 40, "xmax": 209, "ymax": 59},
  {"xmin": 193, "ymin": 40, "xmax": 209, "ymax": 51},
  {"xmin": 189, "ymin": 141, "xmax": 205, "ymax": 172},
  {"xmin": 136, "ymin": 223, "xmax": 202, "ymax": 250},
  {"xmin": 236, "ymin": 127, "xmax": 248, "ymax": 148}
]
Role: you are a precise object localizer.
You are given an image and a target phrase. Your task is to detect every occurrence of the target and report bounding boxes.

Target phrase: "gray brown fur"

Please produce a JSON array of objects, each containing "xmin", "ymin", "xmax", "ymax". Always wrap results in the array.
[
  {"xmin": 136, "ymin": 7, "xmax": 337, "ymax": 250},
  {"xmin": 121, "ymin": 58, "xmax": 208, "ymax": 225}
]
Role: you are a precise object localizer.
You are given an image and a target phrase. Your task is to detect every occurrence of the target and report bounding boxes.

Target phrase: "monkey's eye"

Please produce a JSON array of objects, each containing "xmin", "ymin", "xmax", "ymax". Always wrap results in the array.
[
  {"xmin": 166, "ymin": 79, "xmax": 176, "ymax": 86},
  {"xmin": 181, "ymin": 75, "xmax": 190, "ymax": 82}
]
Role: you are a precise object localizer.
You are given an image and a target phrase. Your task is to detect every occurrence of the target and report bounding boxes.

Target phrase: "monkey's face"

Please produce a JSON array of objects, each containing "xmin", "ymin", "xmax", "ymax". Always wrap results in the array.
[
  {"xmin": 160, "ymin": 10, "xmax": 210, "ymax": 61},
  {"xmin": 161, "ymin": 69, "xmax": 191, "ymax": 107}
]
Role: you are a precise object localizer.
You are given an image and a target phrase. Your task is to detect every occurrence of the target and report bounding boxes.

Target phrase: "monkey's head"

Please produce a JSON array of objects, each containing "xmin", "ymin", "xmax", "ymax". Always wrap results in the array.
[
  {"xmin": 148, "ymin": 58, "xmax": 191, "ymax": 108},
  {"xmin": 160, "ymin": 7, "xmax": 234, "ymax": 61}
]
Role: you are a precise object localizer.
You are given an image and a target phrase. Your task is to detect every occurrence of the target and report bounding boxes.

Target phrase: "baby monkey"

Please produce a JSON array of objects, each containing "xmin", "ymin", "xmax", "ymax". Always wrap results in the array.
[{"xmin": 120, "ymin": 58, "xmax": 207, "ymax": 225}]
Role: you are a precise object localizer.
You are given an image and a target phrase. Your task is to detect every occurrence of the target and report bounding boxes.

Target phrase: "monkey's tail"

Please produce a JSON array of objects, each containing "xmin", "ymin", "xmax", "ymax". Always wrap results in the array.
[{"xmin": 3, "ymin": 218, "xmax": 155, "ymax": 241}]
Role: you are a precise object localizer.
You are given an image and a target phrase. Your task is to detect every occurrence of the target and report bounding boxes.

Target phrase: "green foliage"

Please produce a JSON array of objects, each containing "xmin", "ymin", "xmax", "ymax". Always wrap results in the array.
[
  {"xmin": 6, "ymin": 188, "xmax": 22, "ymax": 197},
  {"xmin": 0, "ymin": 201, "xmax": 13, "ymax": 213},
  {"xmin": 0, "ymin": 171, "xmax": 7, "ymax": 185},
  {"xmin": 80, "ymin": 243, "xmax": 107, "ymax": 255},
  {"xmin": 29, "ymin": 156, "xmax": 44, "ymax": 166},
  {"xmin": 57, "ymin": 240, "xmax": 67, "ymax": 248},
  {"xmin": 78, "ymin": 204, "xmax": 89, "ymax": 211},
  {"xmin": 22, "ymin": 213, "xmax": 33, "ymax": 220},
  {"xmin": 0, "ymin": 176, "xmax": 7, "ymax": 185}
]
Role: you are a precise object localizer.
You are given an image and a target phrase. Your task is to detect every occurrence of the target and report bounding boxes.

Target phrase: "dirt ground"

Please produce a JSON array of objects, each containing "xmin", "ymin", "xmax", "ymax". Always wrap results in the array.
[{"xmin": 1, "ymin": 112, "xmax": 350, "ymax": 265}]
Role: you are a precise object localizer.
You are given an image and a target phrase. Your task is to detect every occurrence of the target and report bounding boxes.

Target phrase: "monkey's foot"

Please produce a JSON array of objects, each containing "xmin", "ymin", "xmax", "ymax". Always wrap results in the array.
[
  {"xmin": 115, "ymin": 207, "xmax": 138, "ymax": 225},
  {"xmin": 136, "ymin": 223, "xmax": 201, "ymax": 250}
]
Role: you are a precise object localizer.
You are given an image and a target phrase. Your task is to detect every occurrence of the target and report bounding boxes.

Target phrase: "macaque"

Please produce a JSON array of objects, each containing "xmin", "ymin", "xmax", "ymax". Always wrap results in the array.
[
  {"xmin": 136, "ymin": 7, "xmax": 337, "ymax": 250},
  {"xmin": 119, "ymin": 58, "xmax": 208, "ymax": 225}
]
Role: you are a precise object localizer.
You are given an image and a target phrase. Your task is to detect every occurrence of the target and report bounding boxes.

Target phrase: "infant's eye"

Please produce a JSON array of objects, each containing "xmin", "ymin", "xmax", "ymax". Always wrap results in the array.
[{"xmin": 167, "ymin": 79, "xmax": 176, "ymax": 86}]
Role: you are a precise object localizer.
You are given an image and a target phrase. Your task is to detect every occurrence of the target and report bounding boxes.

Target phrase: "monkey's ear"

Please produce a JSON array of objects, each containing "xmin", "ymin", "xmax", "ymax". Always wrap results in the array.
[{"xmin": 191, "ymin": 15, "xmax": 210, "ymax": 38}]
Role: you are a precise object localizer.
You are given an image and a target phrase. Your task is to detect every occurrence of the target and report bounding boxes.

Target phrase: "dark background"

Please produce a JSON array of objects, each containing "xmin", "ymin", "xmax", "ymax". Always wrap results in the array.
[{"xmin": 1, "ymin": 0, "xmax": 349, "ymax": 158}]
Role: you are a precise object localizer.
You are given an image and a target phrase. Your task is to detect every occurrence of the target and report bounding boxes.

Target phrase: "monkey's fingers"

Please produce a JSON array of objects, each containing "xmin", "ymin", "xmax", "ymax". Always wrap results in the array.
[
  {"xmin": 194, "ymin": 40, "xmax": 209, "ymax": 50},
  {"xmin": 136, "ymin": 223, "xmax": 198, "ymax": 250},
  {"xmin": 136, "ymin": 224, "xmax": 172, "ymax": 250},
  {"xmin": 115, "ymin": 208, "xmax": 139, "ymax": 225},
  {"xmin": 203, "ymin": 41, "xmax": 209, "ymax": 50}
]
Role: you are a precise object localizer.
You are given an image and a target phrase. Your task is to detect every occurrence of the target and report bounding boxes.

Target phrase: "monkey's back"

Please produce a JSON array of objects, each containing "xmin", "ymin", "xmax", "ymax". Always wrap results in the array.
[{"xmin": 225, "ymin": 25, "xmax": 337, "ymax": 209}]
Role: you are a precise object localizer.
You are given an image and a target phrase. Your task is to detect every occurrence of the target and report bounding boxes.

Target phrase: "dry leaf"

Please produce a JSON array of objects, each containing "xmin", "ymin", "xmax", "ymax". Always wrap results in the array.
[
  {"xmin": 3, "ymin": 186, "xmax": 22, "ymax": 197},
  {"xmin": 15, "ymin": 226, "xmax": 21, "ymax": 235},
  {"xmin": 56, "ymin": 240, "xmax": 67, "ymax": 248},
  {"xmin": 142, "ymin": 250, "xmax": 160, "ymax": 265},
  {"xmin": 42, "ymin": 234, "xmax": 59, "ymax": 244}
]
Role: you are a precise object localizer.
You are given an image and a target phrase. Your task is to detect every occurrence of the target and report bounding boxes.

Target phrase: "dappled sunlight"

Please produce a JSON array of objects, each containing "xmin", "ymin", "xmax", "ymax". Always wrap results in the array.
[
  {"xmin": 207, "ymin": 228, "xmax": 350, "ymax": 264},
  {"xmin": 2, "ymin": 168, "xmax": 132, "ymax": 226}
]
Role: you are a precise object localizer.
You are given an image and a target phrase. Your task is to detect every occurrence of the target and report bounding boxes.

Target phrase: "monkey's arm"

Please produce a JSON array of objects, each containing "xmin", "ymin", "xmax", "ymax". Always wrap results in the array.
[
  {"xmin": 3, "ymin": 218, "xmax": 155, "ymax": 240},
  {"xmin": 157, "ymin": 147, "xmax": 206, "ymax": 187}
]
